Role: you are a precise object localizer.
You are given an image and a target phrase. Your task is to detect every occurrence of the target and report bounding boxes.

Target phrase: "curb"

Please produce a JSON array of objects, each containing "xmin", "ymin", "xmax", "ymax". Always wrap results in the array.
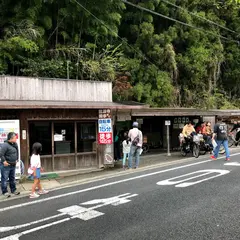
[{"xmin": 1, "ymin": 148, "xmax": 239, "ymax": 202}]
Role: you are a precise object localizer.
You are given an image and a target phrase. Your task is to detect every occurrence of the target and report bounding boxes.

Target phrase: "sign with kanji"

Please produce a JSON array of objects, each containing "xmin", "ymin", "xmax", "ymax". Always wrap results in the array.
[
  {"xmin": 98, "ymin": 118, "xmax": 112, "ymax": 145},
  {"xmin": 98, "ymin": 133, "xmax": 112, "ymax": 144},
  {"xmin": 98, "ymin": 119, "xmax": 112, "ymax": 133}
]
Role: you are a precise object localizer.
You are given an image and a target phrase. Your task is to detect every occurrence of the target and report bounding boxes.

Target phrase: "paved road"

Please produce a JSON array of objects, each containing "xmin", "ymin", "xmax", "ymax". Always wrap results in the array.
[{"xmin": 1, "ymin": 152, "xmax": 240, "ymax": 240}]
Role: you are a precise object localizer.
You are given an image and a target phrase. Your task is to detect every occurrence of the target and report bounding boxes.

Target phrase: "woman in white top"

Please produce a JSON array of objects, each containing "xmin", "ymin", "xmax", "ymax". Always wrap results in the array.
[
  {"xmin": 29, "ymin": 142, "xmax": 49, "ymax": 198},
  {"xmin": 122, "ymin": 137, "xmax": 131, "ymax": 169}
]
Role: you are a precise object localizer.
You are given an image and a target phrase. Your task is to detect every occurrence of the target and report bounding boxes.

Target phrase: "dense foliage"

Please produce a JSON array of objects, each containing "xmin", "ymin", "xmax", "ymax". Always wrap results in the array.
[{"xmin": 1, "ymin": 0, "xmax": 240, "ymax": 108}]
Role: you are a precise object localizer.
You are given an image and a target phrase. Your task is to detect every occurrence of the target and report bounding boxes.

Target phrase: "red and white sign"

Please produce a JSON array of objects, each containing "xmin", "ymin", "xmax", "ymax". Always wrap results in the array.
[{"xmin": 98, "ymin": 133, "xmax": 112, "ymax": 144}]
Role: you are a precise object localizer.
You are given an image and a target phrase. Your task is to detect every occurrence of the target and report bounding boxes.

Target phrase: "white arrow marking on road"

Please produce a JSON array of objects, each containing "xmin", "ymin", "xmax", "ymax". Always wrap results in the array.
[
  {"xmin": 157, "ymin": 169, "xmax": 230, "ymax": 188},
  {"xmin": 0, "ymin": 193, "xmax": 138, "ymax": 239},
  {"xmin": 80, "ymin": 193, "xmax": 132, "ymax": 206},
  {"xmin": 224, "ymin": 162, "xmax": 240, "ymax": 166},
  {"xmin": 58, "ymin": 193, "xmax": 138, "ymax": 220}
]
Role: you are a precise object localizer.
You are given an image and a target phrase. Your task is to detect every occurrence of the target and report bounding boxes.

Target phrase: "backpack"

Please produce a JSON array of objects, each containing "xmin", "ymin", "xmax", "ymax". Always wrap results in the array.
[{"xmin": 132, "ymin": 131, "xmax": 140, "ymax": 146}]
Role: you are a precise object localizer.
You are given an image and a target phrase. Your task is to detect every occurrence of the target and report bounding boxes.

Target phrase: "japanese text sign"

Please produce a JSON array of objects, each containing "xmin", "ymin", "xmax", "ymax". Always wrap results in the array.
[
  {"xmin": 98, "ymin": 119, "xmax": 112, "ymax": 133},
  {"xmin": 98, "ymin": 133, "xmax": 113, "ymax": 144},
  {"xmin": 98, "ymin": 118, "xmax": 112, "ymax": 144}
]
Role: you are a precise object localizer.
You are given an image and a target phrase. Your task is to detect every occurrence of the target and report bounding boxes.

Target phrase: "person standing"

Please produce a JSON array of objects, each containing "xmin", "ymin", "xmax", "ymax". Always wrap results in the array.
[
  {"xmin": 128, "ymin": 122, "xmax": 143, "ymax": 169},
  {"xmin": 29, "ymin": 142, "xmax": 49, "ymax": 198},
  {"xmin": 114, "ymin": 128, "xmax": 121, "ymax": 161},
  {"xmin": 122, "ymin": 136, "xmax": 131, "ymax": 170},
  {"xmin": 0, "ymin": 132, "xmax": 20, "ymax": 198},
  {"xmin": 211, "ymin": 117, "xmax": 230, "ymax": 161}
]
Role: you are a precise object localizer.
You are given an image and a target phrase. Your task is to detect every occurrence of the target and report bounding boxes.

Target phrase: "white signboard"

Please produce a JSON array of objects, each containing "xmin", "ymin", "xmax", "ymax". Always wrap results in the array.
[
  {"xmin": 165, "ymin": 120, "xmax": 171, "ymax": 126},
  {"xmin": 0, "ymin": 120, "xmax": 21, "ymax": 179},
  {"xmin": 98, "ymin": 119, "xmax": 112, "ymax": 133},
  {"xmin": 54, "ymin": 134, "xmax": 63, "ymax": 142}
]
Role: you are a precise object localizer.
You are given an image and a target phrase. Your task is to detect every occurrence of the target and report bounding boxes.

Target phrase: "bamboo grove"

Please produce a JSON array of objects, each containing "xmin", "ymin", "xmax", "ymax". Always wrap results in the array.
[{"xmin": 1, "ymin": 0, "xmax": 240, "ymax": 108}]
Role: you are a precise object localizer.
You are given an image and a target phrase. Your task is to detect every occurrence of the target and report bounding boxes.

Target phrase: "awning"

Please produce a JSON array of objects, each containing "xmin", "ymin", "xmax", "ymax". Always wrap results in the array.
[
  {"xmin": 131, "ymin": 108, "xmax": 240, "ymax": 117},
  {"xmin": 0, "ymin": 100, "xmax": 148, "ymax": 110}
]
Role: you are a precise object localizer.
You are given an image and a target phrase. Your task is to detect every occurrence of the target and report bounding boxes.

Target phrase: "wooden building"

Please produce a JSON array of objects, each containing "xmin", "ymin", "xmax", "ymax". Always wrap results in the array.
[
  {"xmin": 0, "ymin": 76, "xmax": 144, "ymax": 172},
  {"xmin": 115, "ymin": 108, "xmax": 240, "ymax": 150}
]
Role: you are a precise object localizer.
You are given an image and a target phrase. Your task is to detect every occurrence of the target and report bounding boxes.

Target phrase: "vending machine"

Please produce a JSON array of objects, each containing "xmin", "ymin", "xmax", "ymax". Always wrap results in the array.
[{"xmin": 0, "ymin": 120, "xmax": 21, "ymax": 180}]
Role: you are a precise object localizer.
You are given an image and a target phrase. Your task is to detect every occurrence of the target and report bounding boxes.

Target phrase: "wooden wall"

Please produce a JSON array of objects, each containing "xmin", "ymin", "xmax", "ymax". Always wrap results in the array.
[
  {"xmin": 0, "ymin": 109, "xmax": 99, "ymax": 172},
  {"xmin": 0, "ymin": 76, "xmax": 112, "ymax": 102}
]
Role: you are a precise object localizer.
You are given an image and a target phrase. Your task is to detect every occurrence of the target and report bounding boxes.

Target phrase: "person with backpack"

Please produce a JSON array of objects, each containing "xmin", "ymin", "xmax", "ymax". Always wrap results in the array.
[
  {"xmin": 128, "ymin": 122, "xmax": 143, "ymax": 169},
  {"xmin": 211, "ymin": 117, "xmax": 230, "ymax": 161}
]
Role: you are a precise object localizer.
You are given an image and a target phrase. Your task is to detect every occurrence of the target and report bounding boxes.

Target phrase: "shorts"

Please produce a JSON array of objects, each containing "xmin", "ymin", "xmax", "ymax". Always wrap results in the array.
[{"xmin": 31, "ymin": 168, "xmax": 41, "ymax": 180}]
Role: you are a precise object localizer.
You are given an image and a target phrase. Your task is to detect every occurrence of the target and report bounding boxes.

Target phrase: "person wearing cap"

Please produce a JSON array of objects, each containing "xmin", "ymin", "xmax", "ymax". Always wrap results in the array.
[
  {"xmin": 211, "ymin": 117, "xmax": 230, "ymax": 161},
  {"xmin": 0, "ymin": 132, "xmax": 20, "ymax": 198},
  {"xmin": 128, "ymin": 122, "xmax": 143, "ymax": 169}
]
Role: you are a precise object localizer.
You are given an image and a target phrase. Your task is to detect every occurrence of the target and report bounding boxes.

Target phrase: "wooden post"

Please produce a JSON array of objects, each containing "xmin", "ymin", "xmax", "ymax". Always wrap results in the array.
[
  {"xmin": 74, "ymin": 121, "xmax": 78, "ymax": 169},
  {"xmin": 51, "ymin": 122, "xmax": 55, "ymax": 171}
]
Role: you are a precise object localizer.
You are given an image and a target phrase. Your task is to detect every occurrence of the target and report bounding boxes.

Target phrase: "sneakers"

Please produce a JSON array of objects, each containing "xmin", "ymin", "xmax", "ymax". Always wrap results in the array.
[
  {"xmin": 211, "ymin": 155, "xmax": 230, "ymax": 161},
  {"xmin": 3, "ymin": 193, "xmax": 11, "ymax": 198},
  {"xmin": 210, "ymin": 155, "xmax": 217, "ymax": 160},
  {"xmin": 12, "ymin": 191, "xmax": 20, "ymax": 196},
  {"xmin": 29, "ymin": 192, "xmax": 40, "ymax": 199},
  {"xmin": 38, "ymin": 190, "xmax": 49, "ymax": 195}
]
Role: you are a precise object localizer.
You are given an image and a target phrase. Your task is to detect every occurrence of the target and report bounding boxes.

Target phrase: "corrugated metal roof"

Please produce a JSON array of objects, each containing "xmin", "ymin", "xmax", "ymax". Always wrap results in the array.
[{"xmin": 0, "ymin": 100, "xmax": 147, "ymax": 109}]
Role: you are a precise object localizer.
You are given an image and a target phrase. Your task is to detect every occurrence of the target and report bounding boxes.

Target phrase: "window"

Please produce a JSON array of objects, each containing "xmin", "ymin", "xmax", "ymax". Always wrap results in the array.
[
  {"xmin": 54, "ymin": 122, "xmax": 74, "ymax": 154},
  {"xmin": 29, "ymin": 121, "xmax": 97, "ymax": 156},
  {"xmin": 77, "ymin": 122, "xmax": 96, "ymax": 152},
  {"xmin": 29, "ymin": 122, "xmax": 52, "ymax": 155}
]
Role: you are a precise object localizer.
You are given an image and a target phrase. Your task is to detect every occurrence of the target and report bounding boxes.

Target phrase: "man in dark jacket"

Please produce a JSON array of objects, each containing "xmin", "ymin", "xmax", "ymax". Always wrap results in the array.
[
  {"xmin": 211, "ymin": 117, "xmax": 230, "ymax": 161},
  {"xmin": 0, "ymin": 132, "xmax": 20, "ymax": 198}
]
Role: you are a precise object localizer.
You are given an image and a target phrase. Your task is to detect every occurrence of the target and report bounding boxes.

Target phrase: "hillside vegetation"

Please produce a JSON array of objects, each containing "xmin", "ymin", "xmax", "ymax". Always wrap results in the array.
[{"xmin": 1, "ymin": 0, "xmax": 240, "ymax": 108}]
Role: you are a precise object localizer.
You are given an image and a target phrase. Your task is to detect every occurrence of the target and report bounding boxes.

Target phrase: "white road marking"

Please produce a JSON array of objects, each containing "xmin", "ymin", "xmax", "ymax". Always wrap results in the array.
[
  {"xmin": 58, "ymin": 205, "xmax": 105, "ymax": 221},
  {"xmin": 0, "ymin": 193, "xmax": 137, "ymax": 234},
  {"xmin": 80, "ymin": 193, "xmax": 131, "ymax": 205},
  {"xmin": 1, "ymin": 193, "xmax": 138, "ymax": 239},
  {"xmin": 59, "ymin": 193, "xmax": 138, "ymax": 220},
  {"xmin": 157, "ymin": 169, "xmax": 230, "ymax": 188},
  {"xmin": 224, "ymin": 162, "xmax": 240, "ymax": 166},
  {"xmin": 0, "ymin": 218, "xmax": 70, "ymax": 240},
  {"xmin": 0, "ymin": 213, "xmax": 66, "ymax": 233},
  {"xmin": 0, "ymin": 152, "xmax": 239, "ymax": 213}
]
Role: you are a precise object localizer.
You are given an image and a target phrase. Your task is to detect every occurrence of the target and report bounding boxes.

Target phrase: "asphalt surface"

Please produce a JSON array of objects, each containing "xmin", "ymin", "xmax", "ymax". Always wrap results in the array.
[{"xmin": 1, "ymin": 152, "xmax": 240, "ymax": 240}]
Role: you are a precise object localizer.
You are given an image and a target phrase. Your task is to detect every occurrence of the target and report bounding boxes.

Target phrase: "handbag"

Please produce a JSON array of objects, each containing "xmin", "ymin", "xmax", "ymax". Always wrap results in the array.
[
  {"xmin": 27, "ymin": 162, "xmax": 39, "ymax": 175},
  {"xmin": 27, "ymin": 166, "xmax": 34, "ymax": 175}
]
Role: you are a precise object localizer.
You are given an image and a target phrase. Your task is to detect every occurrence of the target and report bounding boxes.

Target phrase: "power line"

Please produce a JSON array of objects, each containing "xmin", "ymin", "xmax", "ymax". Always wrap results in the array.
[
  {"xmin": 122, "ymin": 0, "xmax": 239, "ymax": 44},
  {"xmin": 71, "ymin": 0, "xmax": 157, "ymax": 66},
  {"xmin": 161, "ymin": 0, "xmax": 238, "ymax": 35}
]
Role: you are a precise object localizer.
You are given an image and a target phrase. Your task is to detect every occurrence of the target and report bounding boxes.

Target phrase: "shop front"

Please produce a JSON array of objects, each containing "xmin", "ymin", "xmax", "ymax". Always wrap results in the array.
[
  {"xmin": 0, "ymin": 76, "xmax": 146, "ymax": 172},
  {"xmin": 128, "ymin": 108, "xmax": 234, "ymax": 152}
]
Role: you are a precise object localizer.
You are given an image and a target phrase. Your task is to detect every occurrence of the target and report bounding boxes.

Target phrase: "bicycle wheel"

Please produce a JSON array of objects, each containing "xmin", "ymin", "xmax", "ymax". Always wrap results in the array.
[
  {"xmin": 219, "ymin": 145, "xmax": 225, "ymax": 155},
  {"xmin": 180, "ymin": 146, "xmax": 187, "ymax": 157},
  {"xmin": 199, "ymin": 143, "xmax": 207, "ymax": 155},
  {"xmin": 192, "ymin": 143, "xmax": 200, "ymax": 158},
  {"xmin": 142, "ymin": 144, "xmax": 149, "ymax": 154}
]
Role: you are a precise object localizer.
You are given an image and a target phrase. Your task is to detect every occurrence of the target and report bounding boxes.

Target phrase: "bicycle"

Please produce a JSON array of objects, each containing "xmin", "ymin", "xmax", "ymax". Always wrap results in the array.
[
  {"xmin": 228, "ymin": 132, "xmax": 240, "ymax": 147},
  {"xmin": 180, "ymin": 135, "xmax": 200, "ymax": 158}
]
